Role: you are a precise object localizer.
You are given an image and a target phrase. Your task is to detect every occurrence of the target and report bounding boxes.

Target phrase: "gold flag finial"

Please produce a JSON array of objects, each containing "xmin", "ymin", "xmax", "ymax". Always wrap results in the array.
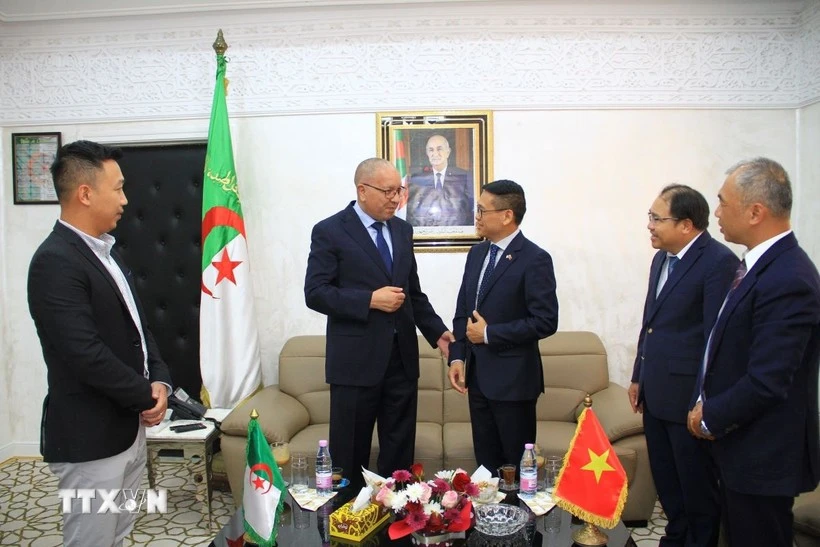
[
  {"xmin": 250, "ymin": 408, "xmax": 259, "ymax": 420},
  {"xmin": 583, "ymin": 394, "xmax": 593, "ymax": 408},
  {"xmin": 213, "ymin": 29, "xmax": 228, "ymax": 55}
]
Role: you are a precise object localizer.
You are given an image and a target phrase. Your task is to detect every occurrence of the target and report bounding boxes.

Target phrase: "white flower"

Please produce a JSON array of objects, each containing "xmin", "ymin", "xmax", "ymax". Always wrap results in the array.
[
  {"xmin": 390, "ymin": 491, "xmax": 408, "ymax": 512},
  {"xmin": 434, "ymin": 470, "xmax": 454, "ymax": 481},
  {"xmin": 405, "ymin": 482, "xmax": 426, "ymax": 502},
  {"xmin": 423, "ymin": 501, "xmax": 443, "ymax": 516}
]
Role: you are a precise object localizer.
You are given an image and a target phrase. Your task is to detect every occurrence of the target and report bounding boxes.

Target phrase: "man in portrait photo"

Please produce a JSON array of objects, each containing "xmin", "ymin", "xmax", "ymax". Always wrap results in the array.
[{"xmin": 406, "ymin": 134, "xmax": 474, "ymax": 227}]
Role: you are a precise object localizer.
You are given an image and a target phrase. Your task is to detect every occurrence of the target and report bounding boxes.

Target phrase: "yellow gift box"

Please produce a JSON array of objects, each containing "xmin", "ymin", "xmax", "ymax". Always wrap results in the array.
[{"xmin": 330, "ymin": 500, "xmax": 390, "ymax": 542}]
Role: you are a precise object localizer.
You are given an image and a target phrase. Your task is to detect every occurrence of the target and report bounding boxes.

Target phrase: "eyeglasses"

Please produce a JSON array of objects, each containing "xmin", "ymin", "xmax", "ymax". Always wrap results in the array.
[
  {"xmin": 361, "ymin": 182, "xmax": 405, "ymax": 199},
  {"xmin": 647, "ymin": 211, "xmax": 680, "ymax": 225},
  {"xmin": 476, "ymin": 206, "xmax": 508, "ymax": 219}
]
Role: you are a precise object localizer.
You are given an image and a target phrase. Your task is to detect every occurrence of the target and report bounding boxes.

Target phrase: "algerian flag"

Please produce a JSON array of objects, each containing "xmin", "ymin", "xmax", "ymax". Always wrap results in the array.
[
  {"xmin": 200, "ymin": 31, "xmax": 262, "ymax": 408},
  {"xmin": 243, "ymin": 415, "xmax": 285, "ymax": 546},
  {"xmin": 394, "ymin": 128, "xmax": 409, "ymax": 219}
]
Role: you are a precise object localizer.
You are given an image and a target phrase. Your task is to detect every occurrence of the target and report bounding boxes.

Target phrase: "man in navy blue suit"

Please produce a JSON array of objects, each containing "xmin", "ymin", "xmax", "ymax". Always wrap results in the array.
[
  {"xmin": 305, "ymin": 158, "xmax": 453, "ymax": 490},
  {"xmin": 629, "ymin": 184, "xmax": 737, "ymax": 547},
  {"xmin": 447, "ymin": 179, "xmax": 558, "ymax": 474},
  {"xmin": 687, "ymin": 158, "xmax": 820, "ymax": 547}
]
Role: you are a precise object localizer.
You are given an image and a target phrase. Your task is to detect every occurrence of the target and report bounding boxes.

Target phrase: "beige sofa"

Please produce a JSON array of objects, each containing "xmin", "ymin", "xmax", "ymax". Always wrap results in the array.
[{"xmin": 220, "ymin": 331, "xmax": 657, "ymax": 523}]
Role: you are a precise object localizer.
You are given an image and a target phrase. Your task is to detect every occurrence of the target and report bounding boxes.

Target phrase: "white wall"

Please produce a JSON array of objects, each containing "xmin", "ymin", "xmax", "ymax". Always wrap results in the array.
[
  {"xmin": 2, "ymin": 108, "xmax": 800, "ymax": 455},
  {"xmin": 0, "ymin": 131, "xmax": 12, "ymax": 461},
  {"xmin": 797, "ymin": 101, "xmax": 820, "ymax": 264}
]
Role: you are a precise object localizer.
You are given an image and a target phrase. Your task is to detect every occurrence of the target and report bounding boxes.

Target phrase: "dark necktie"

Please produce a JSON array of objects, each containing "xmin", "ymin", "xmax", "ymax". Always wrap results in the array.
[
  {"xmin": 371, "ymin": 222, "xmax": 392, "ymax": 273},
  {"xmin": 477, "ymin": 244, "xmax": 500, "ymax": 306},
  {"xmin": 667, "ymin": 255, "xmax": 679, "ymax": 275},
  {"xmin": 729, "ymin": 259, "xmax": 747, "ymax": 291},
  {"xmin": 435, "ymin": 173, "xmax": 442, "ymax": 190}
]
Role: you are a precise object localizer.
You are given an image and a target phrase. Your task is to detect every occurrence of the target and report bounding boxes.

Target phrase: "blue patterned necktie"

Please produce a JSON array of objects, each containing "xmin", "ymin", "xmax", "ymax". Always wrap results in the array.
[
  {"xmin": 435, "ymin": 173, "xmax": 442, "ymax": 190},
  {"xmin": 667, "ymin": 255, "xmax": 679, "ymax": 275},
  {"xmin": 371, "ymin": 222, "xmax": 393, "ymax": 273},
  {"xmin": 477, "ymin": 244, "xmax": 500, "ymax": 306}
]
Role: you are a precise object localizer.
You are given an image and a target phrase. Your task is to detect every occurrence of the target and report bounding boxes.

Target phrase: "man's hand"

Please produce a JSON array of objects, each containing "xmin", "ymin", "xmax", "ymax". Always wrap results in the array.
[
  {"xmin": 370, "ymin": 286, "xmax": 405, "ymax": 312},
  {"xmin": 628, "ymin": 382, "xmax": 642, "ymax": 414},
  {"xmin": 448, "ymin": 360, "xmax": 467, "ymax": 394},
  {"xmin": 141, "ymin": 382, "xmax": 169, "ymax": 427},
  {"xmin": 466, "ymin": 310, "xmax": 487, "ymax": 344},
  {"xmin": 687, "ymin": 401, "xmax": 715, "ymax": 440},
  {"xmin": 437, "ymin": 330, "xmax": 456, "ymax": 359}
]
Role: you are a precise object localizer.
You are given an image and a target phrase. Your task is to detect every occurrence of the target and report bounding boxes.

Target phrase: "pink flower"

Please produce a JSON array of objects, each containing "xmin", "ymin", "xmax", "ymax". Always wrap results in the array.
[
  {"xmin": 441, "ymin": 490, "xmax": 459, "ymax": 509},
  {"xmin": 405, "ymin": 507, "xmax": 428, "ymax": 531},
  {"xmin": 419, "ymin": 482, "xmax": 433, "ymax": 503},
  {"xmin": 392, "ymin": 469, "xmax": 412, "ymax": 483},
  {"xmin": 443, "ymin": 507, "xmax": 462, "ymax": 524},
  {"xmin": 375, "ymin": 485, "xmax": 394, "ymax": 505},
  {"xmin": 464, "ymin": 482, "xmax": 480, "ymax": 497},
  {"xmin": 430, "ymin": 478, "xmax": 449, "ymax": 494}
]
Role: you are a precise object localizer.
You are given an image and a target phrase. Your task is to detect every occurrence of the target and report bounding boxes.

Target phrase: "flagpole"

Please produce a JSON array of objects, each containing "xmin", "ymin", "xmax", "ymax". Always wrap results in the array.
[{"xmin": 572, "ymin": 394, "xmax": 609, "ymax": 547}]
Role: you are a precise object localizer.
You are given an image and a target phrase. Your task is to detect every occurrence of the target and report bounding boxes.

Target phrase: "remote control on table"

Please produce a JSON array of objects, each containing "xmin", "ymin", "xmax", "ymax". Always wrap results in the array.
[{"xmin": 170, "ymin": 423, "xmax": 207, "ymax": 433}]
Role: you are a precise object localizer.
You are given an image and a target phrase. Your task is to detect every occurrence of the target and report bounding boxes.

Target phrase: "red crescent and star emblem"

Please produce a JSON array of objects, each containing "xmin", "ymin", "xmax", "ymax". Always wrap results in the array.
[
  {"xmin": 201, "ymin": 205, "xmax": 247, "ymax": 298},
  {"xmin": 248, "ymin": 463, "xmax": 273, "ymax": 494}
]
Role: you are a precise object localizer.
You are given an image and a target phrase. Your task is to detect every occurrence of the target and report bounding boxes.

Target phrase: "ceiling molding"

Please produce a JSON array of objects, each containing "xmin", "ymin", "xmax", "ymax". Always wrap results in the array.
[{"xmin": 1, "ymin": 1, "xmax": 818, "ymax": 126}]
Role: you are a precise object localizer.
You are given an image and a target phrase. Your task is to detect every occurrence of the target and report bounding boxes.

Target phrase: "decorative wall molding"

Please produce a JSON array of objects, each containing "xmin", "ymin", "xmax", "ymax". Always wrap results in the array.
[{"xmin": 1, "ymin": 2, "xmax": 819, "ymax": 126}]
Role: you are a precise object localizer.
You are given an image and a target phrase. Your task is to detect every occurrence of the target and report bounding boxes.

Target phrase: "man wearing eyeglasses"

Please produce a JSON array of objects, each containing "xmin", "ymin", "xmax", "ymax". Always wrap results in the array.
[
  {"xmin": 406, "ymin": 134, "xmax": 474, "ymax": 227},
  {"xmin": 629, "ymin": 184, "xmax": 737, "ymax": 547},
  {"xmin": 305, "ymin": 158, "xmax": 454, "ymax": 490},
  {"xmin": 447, "ymin": 179, "xmax": 558, "ymax": 475}
]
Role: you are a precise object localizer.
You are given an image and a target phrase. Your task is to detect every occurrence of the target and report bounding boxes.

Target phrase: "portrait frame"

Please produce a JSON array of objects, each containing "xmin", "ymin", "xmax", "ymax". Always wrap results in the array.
[
  {"xmin": 376, "ymin": 111, "xmax": 493, "ymax": 252},
  {"xmin": 12, "ymin": 132, "xmax": 61, "ymax": 205}
]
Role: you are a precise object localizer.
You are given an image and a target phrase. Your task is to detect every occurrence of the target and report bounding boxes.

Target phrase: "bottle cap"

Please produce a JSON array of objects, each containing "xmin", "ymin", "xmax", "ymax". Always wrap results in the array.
[
  {"xmin": 525, "ymin": 443, "xmax": 534, "ymax": 449},
  {"xmin": 319, "ymin": 440, "xmax": 328, "ymax": 447}
]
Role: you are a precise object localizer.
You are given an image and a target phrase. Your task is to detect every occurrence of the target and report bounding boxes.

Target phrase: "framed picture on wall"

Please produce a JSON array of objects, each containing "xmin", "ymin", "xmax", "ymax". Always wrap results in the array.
[
  {"xmin": 376, "ymin": 111, "xmax": 493, "ymax": 252},
  {"xmin": 12, "ymin": 132, "xmax": 61, "ymax": 204}
]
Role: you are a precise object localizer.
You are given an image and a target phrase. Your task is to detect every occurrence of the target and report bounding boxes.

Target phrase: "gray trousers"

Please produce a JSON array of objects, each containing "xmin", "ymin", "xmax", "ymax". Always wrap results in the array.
[{"xmin": 50, "ymin": 427, "xmax": 146, "ymax": 547}]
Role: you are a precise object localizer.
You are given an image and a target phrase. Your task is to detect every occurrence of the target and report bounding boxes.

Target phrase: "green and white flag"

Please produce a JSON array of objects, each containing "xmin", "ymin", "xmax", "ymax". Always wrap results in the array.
[
  {"xmin": 243, "ymin": 416, "xmax": 285, "ymax": 546},
  {"xmin": 200, "ymin": 37, "xmax": 262, "ymax": 408}
]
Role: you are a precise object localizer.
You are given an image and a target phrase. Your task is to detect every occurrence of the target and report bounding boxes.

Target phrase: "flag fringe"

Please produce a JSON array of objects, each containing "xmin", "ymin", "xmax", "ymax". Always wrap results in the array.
[
  {"xmin": 552, "ymin": 407, "xmax": 629, "ymax": 529},
  {"xmin": 553, "ymin": 484, "xmax": 628, "ymax": 529}
]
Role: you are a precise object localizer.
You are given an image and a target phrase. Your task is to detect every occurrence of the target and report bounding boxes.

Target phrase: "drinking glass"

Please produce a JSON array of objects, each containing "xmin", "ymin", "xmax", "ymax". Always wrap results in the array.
[{"xmin": 291, "ymin": 452, "xmax": 309, "ymax": 493}]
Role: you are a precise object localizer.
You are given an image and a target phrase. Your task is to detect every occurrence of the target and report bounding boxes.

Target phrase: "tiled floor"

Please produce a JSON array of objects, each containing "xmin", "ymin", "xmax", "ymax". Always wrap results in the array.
[{"xmin": 0, "ymin": 457, "xmax": 664, "ymax": 546}]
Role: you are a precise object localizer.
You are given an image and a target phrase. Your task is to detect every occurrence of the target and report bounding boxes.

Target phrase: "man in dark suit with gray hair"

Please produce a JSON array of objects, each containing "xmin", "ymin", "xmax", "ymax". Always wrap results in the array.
[{"xmin": 688, "ymin": 158, "xmax": 820, "ymax": 547}]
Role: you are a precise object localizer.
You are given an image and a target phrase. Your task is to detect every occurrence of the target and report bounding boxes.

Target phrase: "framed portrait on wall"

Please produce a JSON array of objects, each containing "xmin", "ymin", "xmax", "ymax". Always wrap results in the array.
[
  {"xmin": 12, "ymin": 132, "xmax": 62, "ymax": 204},
  {"xmin": 376, "ymin": 111, "xmax": 493, "ymax": 251}
]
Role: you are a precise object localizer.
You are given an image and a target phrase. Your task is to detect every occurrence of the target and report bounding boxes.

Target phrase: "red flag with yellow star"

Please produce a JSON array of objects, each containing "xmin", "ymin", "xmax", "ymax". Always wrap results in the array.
[{"xmin": 552, "ymin": 407, "xmax": 628, "ymax": 528}]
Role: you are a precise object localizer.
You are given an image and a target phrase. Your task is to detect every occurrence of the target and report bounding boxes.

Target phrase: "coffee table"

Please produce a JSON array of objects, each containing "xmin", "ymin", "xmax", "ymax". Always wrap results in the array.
[{"xmin": 209, "ymin": 488, "xmax": 635, "ymax": 546}]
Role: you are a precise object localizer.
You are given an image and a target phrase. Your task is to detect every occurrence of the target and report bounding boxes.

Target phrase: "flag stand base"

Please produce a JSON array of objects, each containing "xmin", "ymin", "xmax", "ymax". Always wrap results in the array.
[{"xmin": 572, "ymin": 522, "xmax": 608, "ymax": 546}]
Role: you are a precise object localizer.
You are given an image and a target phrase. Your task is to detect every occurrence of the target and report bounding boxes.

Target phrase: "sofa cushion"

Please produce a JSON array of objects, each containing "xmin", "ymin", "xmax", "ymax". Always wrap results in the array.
[
  {"xmin": 279, "ymin": 335, "xmax": 329, "ymax": 424},
  {"xmin": 793, "ymin": 485, "xmax": 820, "ymax": 539}
]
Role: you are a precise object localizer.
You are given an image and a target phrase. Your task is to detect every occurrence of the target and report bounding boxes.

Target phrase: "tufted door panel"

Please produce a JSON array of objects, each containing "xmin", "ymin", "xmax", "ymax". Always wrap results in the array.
[{"xmin": 113, "ymin": 143, "xmax": 206, "ymax": 400}]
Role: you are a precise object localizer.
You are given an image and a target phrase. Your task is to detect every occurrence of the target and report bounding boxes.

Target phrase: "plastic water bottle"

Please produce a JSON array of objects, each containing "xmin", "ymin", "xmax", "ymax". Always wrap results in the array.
[
  {"xmin": 316, "ymin": 439, "xmax": 333, "ymax": 495},
  {"xmin": 520, "ymin": 443, "xmax": 538, "ymax": 499}
]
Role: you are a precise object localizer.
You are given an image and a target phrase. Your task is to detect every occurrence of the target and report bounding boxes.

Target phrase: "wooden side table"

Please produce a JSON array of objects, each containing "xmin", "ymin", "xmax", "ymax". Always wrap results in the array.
[{"xmin": 146, "ymin": 421, "xmax": 220, "ymax": 528}]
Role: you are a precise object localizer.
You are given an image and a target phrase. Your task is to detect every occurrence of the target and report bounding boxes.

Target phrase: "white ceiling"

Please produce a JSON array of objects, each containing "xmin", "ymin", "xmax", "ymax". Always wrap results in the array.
[{"xmin": 0, "ymin": 0, "xmax": 812, "ymax": 23}]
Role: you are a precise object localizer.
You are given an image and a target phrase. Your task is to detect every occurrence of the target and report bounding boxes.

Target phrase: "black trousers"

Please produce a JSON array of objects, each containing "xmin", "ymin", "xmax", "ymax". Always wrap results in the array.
[
  {"xmin": 642, "ymin": 399, "xmax": 720, "ymax": 547},
  {"xmin": 719, "ymin": 479, "xmax": 794, "ymax": 547},
  {"xmin": 329, "ymin": 338, "xmax": 417, "ymax": 491},
  {"xmin": 467, "ymin": 362, "xmax": 537, "ymax": 476}
]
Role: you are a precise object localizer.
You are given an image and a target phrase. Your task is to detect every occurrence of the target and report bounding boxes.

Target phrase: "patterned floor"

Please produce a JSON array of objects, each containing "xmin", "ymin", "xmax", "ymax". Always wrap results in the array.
[{"xmin": 0, "ymin": 457, "xmax": 665, "ymax": 546}]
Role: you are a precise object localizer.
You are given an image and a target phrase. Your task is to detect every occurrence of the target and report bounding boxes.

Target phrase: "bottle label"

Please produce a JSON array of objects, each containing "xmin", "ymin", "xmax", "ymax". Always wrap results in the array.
[
  {"xmin": 316, "ymin": 472, "xmax": 332, "ymax": 489},
  {"xmin": 520, "ymin": 475, "xmax": 537, "ymax": 491}
]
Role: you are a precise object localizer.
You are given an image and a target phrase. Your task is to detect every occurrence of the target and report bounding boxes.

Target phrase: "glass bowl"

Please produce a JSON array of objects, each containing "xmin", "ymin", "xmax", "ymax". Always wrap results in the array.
[{"xmin": 473, "ymin": 503, "xmax": 530, "ymax": 537}]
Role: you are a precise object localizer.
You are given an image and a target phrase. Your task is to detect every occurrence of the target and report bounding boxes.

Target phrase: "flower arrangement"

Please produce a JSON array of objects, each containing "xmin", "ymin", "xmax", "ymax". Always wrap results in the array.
[{"xmin": 375, "ymin": 463, "xmax": 477, "ymax": 540}]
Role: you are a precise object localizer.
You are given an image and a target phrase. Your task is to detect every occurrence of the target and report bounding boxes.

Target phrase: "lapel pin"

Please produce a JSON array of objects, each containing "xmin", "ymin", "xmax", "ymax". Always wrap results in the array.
[{"xmin": 506, "ymin": 254, "xmax": 513, "ymax": 260}]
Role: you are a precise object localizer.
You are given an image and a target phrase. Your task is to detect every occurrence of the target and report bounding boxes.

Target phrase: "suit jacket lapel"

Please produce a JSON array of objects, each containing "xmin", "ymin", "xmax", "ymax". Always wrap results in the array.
[
  {"xmin": 476, "ymin": 232, "xmax": 523, "ymax": 307},
  {"xmin": 649, "ymin": 233, "xmax": 711, "ymax": 322},
  {"xmin": 706, "ymin": 233, "xmax": 797, "ymax": 366},
  {"xmin": 341, "ymin": 204, "xmax": 392, "ymax": 279},
  {"xmin": 54, "ymin": 222, "xmax": 130, "ymax": 312}
]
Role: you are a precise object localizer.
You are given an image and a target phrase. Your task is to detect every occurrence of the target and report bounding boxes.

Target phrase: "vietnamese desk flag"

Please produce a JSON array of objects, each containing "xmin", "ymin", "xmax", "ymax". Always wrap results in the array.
[
  {"xmin": 243, "ymin": 413, "xmax": 285, "ymax": 546},
  {"xmin": 200, "ymin": 30, "xmax": 262, "ymax": 408},
  {"xmin": 552, "ymin": 406, "xmax": 628, "ymax": 528}
]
